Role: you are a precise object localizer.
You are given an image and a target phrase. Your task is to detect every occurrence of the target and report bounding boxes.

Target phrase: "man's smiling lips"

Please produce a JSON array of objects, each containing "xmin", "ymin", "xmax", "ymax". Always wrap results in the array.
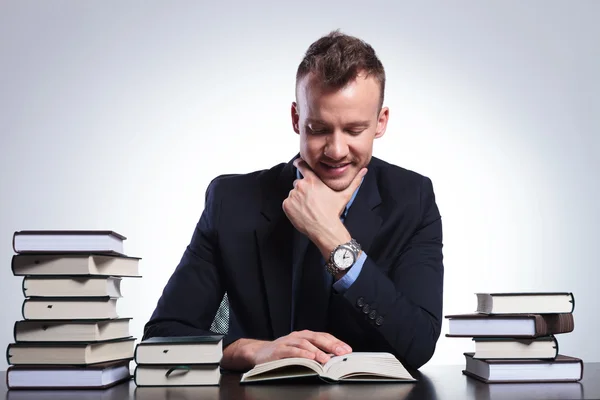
[{"xmin": 319, "ymin": 161, "xmax": 351, "ymax": 177}]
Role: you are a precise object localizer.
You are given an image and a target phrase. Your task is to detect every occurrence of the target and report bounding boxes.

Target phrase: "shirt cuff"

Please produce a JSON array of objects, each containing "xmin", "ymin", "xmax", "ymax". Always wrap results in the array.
[{"xmin": 332, "ymin": 251, "xmax": 367, "ymax": 293}]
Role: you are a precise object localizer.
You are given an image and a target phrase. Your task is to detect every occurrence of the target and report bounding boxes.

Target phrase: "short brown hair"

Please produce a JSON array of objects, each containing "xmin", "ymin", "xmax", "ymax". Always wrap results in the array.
[{"xmin": 296, "ymin": 30, "xmax": 386, "ymax": 109}]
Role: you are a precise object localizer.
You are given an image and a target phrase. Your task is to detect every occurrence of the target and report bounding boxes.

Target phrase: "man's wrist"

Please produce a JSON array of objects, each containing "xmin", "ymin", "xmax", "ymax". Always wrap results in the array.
[{"xmin": 311, "ymin": 220, "xmax": 351, "ymax": 260}]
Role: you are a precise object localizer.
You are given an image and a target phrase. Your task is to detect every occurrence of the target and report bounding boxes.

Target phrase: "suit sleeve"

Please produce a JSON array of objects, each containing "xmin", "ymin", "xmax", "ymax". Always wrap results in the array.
[
  {"xmin": 143, "ymin": 178, "xmax": 226, "ymax": 342},
  {"xmin": 340, "ymin": 176, "xmax": 444, "ymax": 370}
]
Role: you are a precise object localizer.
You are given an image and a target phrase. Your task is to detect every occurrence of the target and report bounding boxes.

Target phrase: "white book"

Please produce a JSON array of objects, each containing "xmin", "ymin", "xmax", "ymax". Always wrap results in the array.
[
  {"xmin": 134, "ymin": 365, "xmax": 221, "ymax": 386},
  {"xmin": 13, "ymin": 230, "xmax": 126, "ymax": 254},
  {"xmin": 472, "ymin": 336, "xmax": 559, "ymax": 359},
  {"xmin": 7, "ymin": 338, "xmax": 136, "ymax": 365},
  {"xmin": 12, "ymin": 254, "xmax": 141, "ymax": 277},
  {"xmin": 463, "ymin": 352, "xmax": 583, "ymax": 383},
  {"xmin": 476, "ymin": 292, "xmax": 575, "ymax": 314},
  {"xmin": 135, "ymin": 335, "xmax": 223, "ymax": 365},
  {"xmin": 241, "ymin": 352, "xmax": 416, "ymax": 383},
  {"xmin": 6, "ymin": 360, "xmax": 131, "ymax": 389},
  {"xmin": 22, "ymin": 298, "xmax": 119, "ymax": 320},
  {"xmin": 14, "ymin": 319, "xmax": 131, "ymax": 342},
  {"xmin": 22, "ymin": 277, "xmax": 122, "ymax": 297}
]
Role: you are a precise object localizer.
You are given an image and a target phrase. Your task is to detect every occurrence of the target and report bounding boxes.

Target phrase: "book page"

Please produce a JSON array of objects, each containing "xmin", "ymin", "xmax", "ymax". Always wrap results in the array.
[
  {"xmin": 240, "ymin": 357, "xmax": 324, "ymax": 382},
  {"xmin": 322, "ymin": 352, "xmax": 415, "ymax": 382}
]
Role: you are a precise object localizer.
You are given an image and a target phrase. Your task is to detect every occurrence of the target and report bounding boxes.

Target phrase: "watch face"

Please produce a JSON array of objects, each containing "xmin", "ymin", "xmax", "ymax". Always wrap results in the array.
[{"xmin": 333, "ymin": 246, "xmax": 355, "ymax": 270}]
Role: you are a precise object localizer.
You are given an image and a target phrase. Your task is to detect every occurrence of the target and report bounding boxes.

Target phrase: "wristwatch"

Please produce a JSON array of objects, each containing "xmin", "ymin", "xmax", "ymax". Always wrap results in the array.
[{"xmin": 325, "ymin": 239, "xmax": 362, "ymax": 275}]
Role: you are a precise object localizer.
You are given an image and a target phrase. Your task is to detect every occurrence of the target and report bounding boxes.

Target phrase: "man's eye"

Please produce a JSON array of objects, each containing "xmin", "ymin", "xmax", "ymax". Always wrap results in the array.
[
  {"xmin": 308, "ymin": 127, "xmax": 327, "ymax": 134},
  {"xmin": 346, "ymin": 127, "xmax": 367, "ymax": 135}
]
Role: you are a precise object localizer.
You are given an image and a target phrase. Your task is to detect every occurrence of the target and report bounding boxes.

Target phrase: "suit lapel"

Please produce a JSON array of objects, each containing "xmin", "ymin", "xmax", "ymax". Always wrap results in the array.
[{"xmin": 255, "ymin": 159, "xmax": 297, "ymax": 339}]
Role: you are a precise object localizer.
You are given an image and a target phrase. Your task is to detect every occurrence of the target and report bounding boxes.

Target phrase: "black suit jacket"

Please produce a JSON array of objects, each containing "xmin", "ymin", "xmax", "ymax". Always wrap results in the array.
[{"xmin": 144, "ymin": 156, "xmax": 444, "ymax": 370}]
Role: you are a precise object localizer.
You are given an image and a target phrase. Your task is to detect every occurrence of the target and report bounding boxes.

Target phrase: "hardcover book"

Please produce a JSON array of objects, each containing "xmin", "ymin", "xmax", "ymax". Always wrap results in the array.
[
  {"xmin": 135, "ymin": 335, "xmax": 223, "ymax": 365},
  {"xmin": 14, "ymin": 318, "xmax": 131, "ymax": 342},
  {"xmin": 6, "ymin": 337, "xmax": 135, "ymax": 365},
  {"xmin": 13, "ymin": 230, "xmax": 126, "ymax": 255},
  {"xmin": 475, "ymin": 292, "xmax": 575, "ymax": 314},
  {"xmin": 472, "ymin": 336, "xmax": 558, "ymax": 359},
  {"xmin": 445, "ymin": 313, "xmax": 574, "ymax": 337},
  {"xmin": 21, "ymin": 297, "xmax": 120, "ymax": 320},
  {"xmin": 12, "ymin": 254, "xmax": 141, "ymax": 277},
  {"xmin": 6, "ymin": 360, "xmax": 131, "ymax": 389},
  {"xmin": 22, "ymin": 276, "xmax": 123, "ymax": 298},
  {"xmin": 134, "ymin": 365, "xmax": 220, "ymax": 387},
  {"xmin": 462, "ymin": 352, "xmax": 583, "ymax": 383}
]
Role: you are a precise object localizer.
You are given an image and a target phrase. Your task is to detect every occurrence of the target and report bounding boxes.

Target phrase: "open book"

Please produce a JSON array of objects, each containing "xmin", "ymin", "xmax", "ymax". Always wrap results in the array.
[{"xmin": 240, "ymin": 352, "xmax": 416, "ymax": 383}]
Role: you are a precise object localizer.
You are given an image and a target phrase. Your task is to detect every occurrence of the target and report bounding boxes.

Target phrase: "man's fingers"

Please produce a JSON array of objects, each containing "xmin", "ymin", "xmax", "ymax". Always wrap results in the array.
[
  {"xmin": 288, "ymin": 338, "xmax": 331, "ymax": 364},
  {"xmin": 276, "ymin": 345, "xmax": 316, "ymax": 361},
  {"xmin": 342, "ymin": 168, "xmax": 367, "ymax": 198},
  {"xmin": 293, "ymin": 158, "xmax": 318, "ymax": 180},
  {"xmin": 297, "ymin": 331, "xmax": 352, "ymax": 357}
]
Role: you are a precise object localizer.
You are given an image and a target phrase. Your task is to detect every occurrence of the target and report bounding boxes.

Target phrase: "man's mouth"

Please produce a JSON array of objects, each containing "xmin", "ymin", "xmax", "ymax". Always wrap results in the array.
[
  {"xmin": 320, "ymin": 162, "xmax": 351, "ymax": 175},
  {"xmin": 321, "ymin": 162, "xmax": 350, "ymax": 169}
]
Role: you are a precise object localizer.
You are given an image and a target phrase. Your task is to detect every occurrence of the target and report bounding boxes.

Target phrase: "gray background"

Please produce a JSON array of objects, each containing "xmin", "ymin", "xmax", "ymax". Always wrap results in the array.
[{"xmin": 0, "ymin": 0, "xmax": 598, "ymax": 370}]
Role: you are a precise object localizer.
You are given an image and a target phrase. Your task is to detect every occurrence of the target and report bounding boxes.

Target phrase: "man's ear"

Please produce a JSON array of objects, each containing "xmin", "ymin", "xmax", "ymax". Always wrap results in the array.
[
  {"xmin": 375, "ymin": 107, "xmax": 389, "ymax": 139},
  {"xmin": 291, "ymin": 102, "xmax": 300, "ymax": 134}
]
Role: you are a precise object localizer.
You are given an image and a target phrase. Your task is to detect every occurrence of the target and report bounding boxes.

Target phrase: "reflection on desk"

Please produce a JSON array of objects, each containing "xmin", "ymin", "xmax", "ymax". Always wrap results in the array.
[
  {"xmin": 133, "ymin": 372, "xmax": 433, "ymax": 400},
  {"xmin": 3, "ymin": 364, "xmax": 600, "ymax": 400},
  {"xmin": 468, "ymin": 381, "xmax": 583, "ymax": 400},
  {"xmin": 4, "ymin": 381, "xmax": 130, "ymax": 400}
]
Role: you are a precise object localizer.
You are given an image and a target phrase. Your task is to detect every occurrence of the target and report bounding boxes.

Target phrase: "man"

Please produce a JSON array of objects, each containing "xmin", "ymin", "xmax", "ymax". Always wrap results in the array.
[{"xmin": 143, "ymin": 30, "xmax": 444, "ymax": 371}]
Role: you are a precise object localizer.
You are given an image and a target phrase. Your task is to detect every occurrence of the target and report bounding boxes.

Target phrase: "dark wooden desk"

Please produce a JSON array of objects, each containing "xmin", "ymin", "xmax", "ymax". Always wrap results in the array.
[{"xmin": 2, "ymin": 364, "xmax": 599, "ymax": 400}]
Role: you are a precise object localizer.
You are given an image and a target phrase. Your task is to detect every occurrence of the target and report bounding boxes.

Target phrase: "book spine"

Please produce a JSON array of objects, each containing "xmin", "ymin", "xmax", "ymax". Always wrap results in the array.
[
  {"xmin": 133, "ymin": 365, "xmax": 139, "ymax": 387},
  {"xmin": 11, "ymin": 255, "xmax": 18, "ymax": 276},
  {"xmin": 552, "ymin": 335, "xmax": 559, "ymax": 359},
  {"xmin": 12, "ymin": 231, "xmax": 17, "ymax": 253},
  {"xmin": 569, "ymin": 292, "xmax": 575, "ymax": 313},
  {"xmin": 6, "ymin": 343, "xmax": 12, "ymax": 365},
  {"xmin": 534, "ymin": 313, "xmax": 574, "ymax": 336},
  {"xmin": 22, "ymin": 277, "xmax": 27, "ymax": 298},
  {"xmin": 21, "ymin": 299, "xmax": 26, "ymax": 320}
]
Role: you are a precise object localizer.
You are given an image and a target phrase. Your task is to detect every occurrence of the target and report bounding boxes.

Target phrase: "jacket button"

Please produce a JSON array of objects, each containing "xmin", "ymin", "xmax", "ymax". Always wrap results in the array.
[
  {"xmin": 369, "ymin": 310, "xmax": 377, "ymax": 320},
  {"xmin": 375, "ymin": 316, "xmax": 384, "ymax": 326},
  {"xmin": 362, "ymin": 304, "xmax": 370, "ymax": 314},
  {"xmin": 357, "ymin": 297, "xmax": 365, "ymax": 307}
]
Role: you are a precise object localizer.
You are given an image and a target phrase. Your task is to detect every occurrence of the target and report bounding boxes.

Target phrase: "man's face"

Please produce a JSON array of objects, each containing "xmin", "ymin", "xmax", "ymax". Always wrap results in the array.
[{"xmin": 292, "ymin": 72, "xmax": 389, "ymax": 192}]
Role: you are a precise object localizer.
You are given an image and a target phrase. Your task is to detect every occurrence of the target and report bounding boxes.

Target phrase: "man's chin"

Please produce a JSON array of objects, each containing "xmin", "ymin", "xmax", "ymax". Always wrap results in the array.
[{"xmin": 321, "ymin": 177, "xmax": 354, "ymax": 192}]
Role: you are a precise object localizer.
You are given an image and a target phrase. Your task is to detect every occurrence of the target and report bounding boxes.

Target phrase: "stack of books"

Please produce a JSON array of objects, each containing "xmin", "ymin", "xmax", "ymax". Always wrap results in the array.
[
  {"xmin": 6, "ymin": 230, "xmax": 141, "ymax": 390},
  {"xmin": 446, "ymin": 292, "xmax": 583, "ymax": 383},
  {"xmin": 133, "ymin": 335, "xmax": 224, "ymax": 387}
]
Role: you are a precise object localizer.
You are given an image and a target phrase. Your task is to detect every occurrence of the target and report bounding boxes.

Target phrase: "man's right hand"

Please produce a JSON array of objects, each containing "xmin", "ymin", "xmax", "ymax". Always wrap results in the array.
[{"xmin": 220, "ymin": 330, "xmax": 353, "ymax": 371}]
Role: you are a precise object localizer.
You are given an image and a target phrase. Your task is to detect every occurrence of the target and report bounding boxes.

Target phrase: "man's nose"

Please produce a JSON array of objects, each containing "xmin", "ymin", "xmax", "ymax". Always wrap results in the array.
[{"xmin": 324, "ymin": 131, "xmax": 349, "ymax": 160}]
